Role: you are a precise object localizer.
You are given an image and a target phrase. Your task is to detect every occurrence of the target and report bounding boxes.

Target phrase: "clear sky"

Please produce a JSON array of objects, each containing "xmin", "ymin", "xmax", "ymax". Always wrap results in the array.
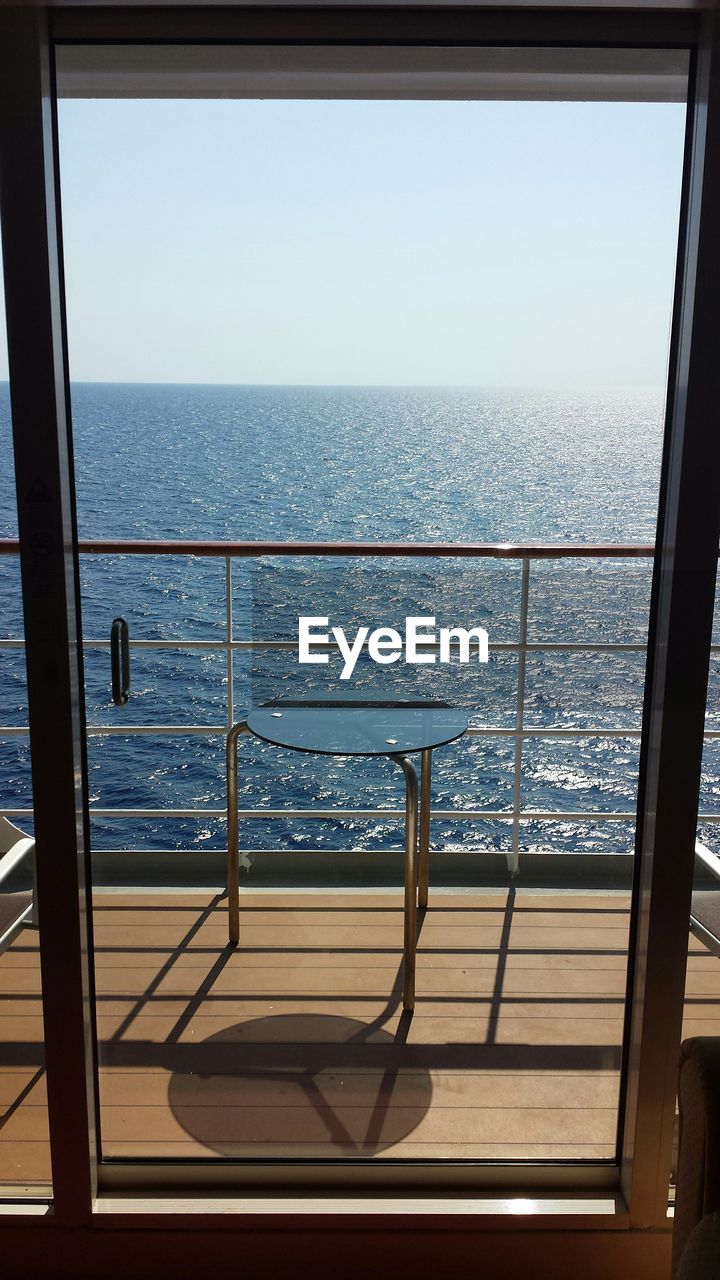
[{"xmin": 2, "ymin": 97, "xmax": 687, "ymax": 387}]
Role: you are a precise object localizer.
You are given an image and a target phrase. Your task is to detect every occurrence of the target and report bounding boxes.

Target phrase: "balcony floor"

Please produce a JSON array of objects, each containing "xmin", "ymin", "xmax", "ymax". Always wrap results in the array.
[{"xmin": 2, "ymin": 888, "xmax": 720, "ymax": 1183}]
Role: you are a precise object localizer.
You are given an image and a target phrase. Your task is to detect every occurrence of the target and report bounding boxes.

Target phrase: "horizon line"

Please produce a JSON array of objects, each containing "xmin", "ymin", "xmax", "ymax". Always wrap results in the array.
[{"xmin": 0, "ymin": 377, "xmax": 667, "ymax": 392}]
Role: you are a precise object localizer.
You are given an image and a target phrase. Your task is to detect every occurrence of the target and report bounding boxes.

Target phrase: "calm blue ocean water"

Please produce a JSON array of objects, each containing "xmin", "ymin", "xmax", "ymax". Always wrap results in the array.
[{"xmin": 1, "ymin": 382, "xmax": 717, "ymax": 857}]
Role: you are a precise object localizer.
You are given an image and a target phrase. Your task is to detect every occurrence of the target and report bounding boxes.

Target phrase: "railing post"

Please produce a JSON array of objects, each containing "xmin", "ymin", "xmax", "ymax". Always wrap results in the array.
[
  {"xmin": 225, "ymin": 555, "xmax": 234, "ymax": 729},
  {"xmin": 510, "ymin": 557, "xmax": 531, "ymax": 877},
  {"xmin": 226, "ymin": 719, "xmax": 248, "ymax": 944}
]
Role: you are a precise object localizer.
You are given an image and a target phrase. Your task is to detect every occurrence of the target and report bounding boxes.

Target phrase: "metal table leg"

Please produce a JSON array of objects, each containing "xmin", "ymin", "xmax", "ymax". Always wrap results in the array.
[
  {"xmin": 392, "ymin": 753, "xmax": 419, "ymax": 1011},
  {"xmin": 229, "ymin": 726, "xmax": 421, "ymax": 1007},
  {"xmin": 419, "ymin": 748, "xmax": 432, "ymax": 910},
  {"xmin": 226, "ymin": 720, "xmax": 249, "ymax": 945}
]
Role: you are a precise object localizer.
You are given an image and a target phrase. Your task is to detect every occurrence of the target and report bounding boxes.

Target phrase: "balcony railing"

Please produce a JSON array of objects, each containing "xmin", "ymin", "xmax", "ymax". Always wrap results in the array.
[{"xmin": 1, "ymin": 537, "xmax": 719, "ymax": 875}]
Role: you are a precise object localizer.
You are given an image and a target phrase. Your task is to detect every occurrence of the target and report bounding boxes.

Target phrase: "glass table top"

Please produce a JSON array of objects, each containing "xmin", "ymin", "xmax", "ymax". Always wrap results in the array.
[{"xmin": 246, "ymin": 698, "xmax": 469, "ymax": 757}]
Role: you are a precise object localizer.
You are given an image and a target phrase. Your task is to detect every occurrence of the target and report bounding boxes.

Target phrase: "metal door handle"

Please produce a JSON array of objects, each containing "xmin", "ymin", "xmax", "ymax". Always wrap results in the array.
[{"xmin": 111, "ymin": 617, "xmax": 130, "ymax": 706}]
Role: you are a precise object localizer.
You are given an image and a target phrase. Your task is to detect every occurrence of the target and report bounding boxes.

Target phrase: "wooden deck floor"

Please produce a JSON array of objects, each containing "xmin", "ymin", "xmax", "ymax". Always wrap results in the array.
[{"xmin": 1, "ymin": 889, "xmax": 719, "ymax": 1185}]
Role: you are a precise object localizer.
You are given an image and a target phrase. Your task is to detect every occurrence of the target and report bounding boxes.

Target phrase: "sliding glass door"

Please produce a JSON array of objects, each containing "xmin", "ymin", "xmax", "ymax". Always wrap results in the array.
[{"xmin": 3, "ymin": 32, "xmax": 701, "ymax": 1199}]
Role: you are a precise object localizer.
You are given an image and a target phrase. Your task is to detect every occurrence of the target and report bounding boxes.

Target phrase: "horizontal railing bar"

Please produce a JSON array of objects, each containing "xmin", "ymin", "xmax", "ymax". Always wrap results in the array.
[
  {"xmin": 87, "ymin": 725, "xmax": 226, "ymax": 735},
  {"xmin": 0, "ymin": 636, "xmax": 688, "ymax": 655},
  {"xmin": 471, "ymin": 726, "xmax": 645, "ymax": 737},
  {"xmin": 0, "ymin": 844, "xmax": 641, "ymax": 859},
  {"xmin": 44, "ymin": 806, "xmax": 640, "ymax": 821},
  {"xmin": 83, "ymin": 809, "xmax": 720, "ymax": 822},
  {"xmin": 0, "ymin": 538, "xmax": 657, "ymax": 559},
  {"xmin": 70, "ymin": 639, "xmax": 656, "ymax": 652},
  {"xmin": 1, "ymin": 721, "xmax": 645, "ymax": 742},
  {"xmin": 5, "ymin": 724, "xmax": 720, "ymax": 739},
  {"xmin": 6, "ymin": 636, "xmax": 720, "ymax": 655},
  {"xmin": 4, "ymin": 804, "xmax": 719, "ymax": 822},
  {"xmin": 0, "ymin": 639, "xmax": 644, "ymax": 651},
  {"xmin": 0, "ymin": 637, "xmax": 675, "ymax": 654}
]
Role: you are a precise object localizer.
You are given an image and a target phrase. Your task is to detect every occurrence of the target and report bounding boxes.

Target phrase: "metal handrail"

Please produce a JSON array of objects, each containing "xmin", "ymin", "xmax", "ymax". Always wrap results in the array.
[
  {"xmin": 0, "ymin": 538, "xmax": 657, "ymax": 558},
  {"xmin": 1, "ymin": 536, "xmax": 717, "ymax": 872}
]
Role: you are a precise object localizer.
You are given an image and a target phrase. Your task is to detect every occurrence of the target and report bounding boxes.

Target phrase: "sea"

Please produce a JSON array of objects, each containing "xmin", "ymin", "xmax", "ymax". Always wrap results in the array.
[{"xmin": 0, "ymin": 382, "xmax": 717, "ymax": 860}]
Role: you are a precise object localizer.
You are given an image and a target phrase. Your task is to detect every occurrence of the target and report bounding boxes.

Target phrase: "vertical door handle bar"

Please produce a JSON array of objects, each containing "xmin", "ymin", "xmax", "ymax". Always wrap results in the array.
[{"xmin": 111, "ymin": 617, "xmax": 130, "ymax": 706}]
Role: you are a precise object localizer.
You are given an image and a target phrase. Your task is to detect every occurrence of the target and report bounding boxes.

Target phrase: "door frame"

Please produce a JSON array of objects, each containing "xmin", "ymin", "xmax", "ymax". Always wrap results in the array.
[{"xmin": 0, "ymin": 2, "xmax": 718, "ymax": 1237}]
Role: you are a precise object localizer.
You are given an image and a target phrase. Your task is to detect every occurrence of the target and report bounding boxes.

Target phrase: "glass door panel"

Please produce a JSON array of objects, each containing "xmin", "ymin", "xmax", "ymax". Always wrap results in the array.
[{"xmin": 54, "ymin": 44, "xmax": 688, "ymax": 1173}]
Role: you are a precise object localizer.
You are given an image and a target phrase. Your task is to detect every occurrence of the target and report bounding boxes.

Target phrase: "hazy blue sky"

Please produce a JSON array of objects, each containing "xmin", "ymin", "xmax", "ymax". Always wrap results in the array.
[{"xmin": 2, "ymin": 97, "xmax": 687, "ymax": 387}]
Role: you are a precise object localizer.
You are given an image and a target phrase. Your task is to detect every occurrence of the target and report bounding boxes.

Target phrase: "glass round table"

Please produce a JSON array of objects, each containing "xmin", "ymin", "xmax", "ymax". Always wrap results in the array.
[{"xmin": 226, "ymin": 698, "xmax": 468, "ymax": 1010}]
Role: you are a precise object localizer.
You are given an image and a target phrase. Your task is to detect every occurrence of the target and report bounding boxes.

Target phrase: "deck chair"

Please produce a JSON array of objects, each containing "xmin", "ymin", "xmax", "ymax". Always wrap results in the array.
[
  {"xmin": 690, "ymin": 842, "xmax": 720, "ymax": 958},
  {"xmin": 0, "ymin": 816, "xmax": 35, "ymax": 955}
]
